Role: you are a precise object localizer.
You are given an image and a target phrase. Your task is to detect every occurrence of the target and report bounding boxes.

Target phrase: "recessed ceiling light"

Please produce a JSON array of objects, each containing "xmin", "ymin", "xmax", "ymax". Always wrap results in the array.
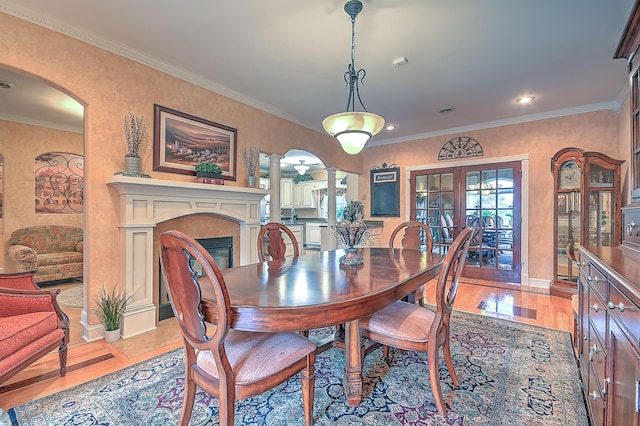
[
  {"xmin": 516, "ymin": 96, "xmax": 535, "ymax": 104},
  {"xmin": 385, "ymin": 124, "xmax": 396, "ymax": 130},
  {"xmin": 439, "ymin": 107, "xmax": 455, "ymax": 114},
  {"xmin": 392, "ymin": 57, "xmax": 408, "ymax": 67},
  {"xmin": 0, "ymin": 80, "xmax": 14, "ymax": 89}
]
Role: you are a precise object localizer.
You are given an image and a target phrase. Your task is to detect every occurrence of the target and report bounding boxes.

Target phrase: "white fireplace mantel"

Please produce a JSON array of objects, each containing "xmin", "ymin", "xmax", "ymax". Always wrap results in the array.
[{"xmin": 105, "ymin": 176, "xmax": 268, "ymax": 339}]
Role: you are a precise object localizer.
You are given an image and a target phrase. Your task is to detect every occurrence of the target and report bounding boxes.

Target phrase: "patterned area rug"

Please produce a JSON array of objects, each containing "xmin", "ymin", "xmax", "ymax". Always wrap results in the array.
[
  {"xmin": 9, "ymin": 311, "xmax": 588, "ymax": 425},
  {"xmin": 56, "ymin": 285, "xmax": 83, "ymax": 308}
]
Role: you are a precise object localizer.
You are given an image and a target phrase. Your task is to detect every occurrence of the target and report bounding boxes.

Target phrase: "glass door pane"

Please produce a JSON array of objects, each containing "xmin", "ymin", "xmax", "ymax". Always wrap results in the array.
[
  {"xmin": 411, "ymin": 161, "xmax": 521, "ymax": 284},
  {"xmin": 461, "ymin": 162, "xmax": 520, "ymax": 282},
  {"xmin": 412, "ymin": 169, "xmax": 456, "ymax": 255}
]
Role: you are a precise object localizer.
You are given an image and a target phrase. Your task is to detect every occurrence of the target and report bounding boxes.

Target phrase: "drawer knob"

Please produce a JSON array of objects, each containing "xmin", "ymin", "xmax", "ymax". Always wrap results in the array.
[
  {"xmin": 628, "ymin": 221, "xmax": 638, "ymax": 236},
  {"xmin": 608, "ymin": 301, "xmax": 626, "ymax": 312},
  {"xmin": 603, "ymin": 377, "xmax": 611, "ymax": 395},
  {"xmin": 576, "ymin": 261, "xmax": 581, "ymax": 266},
  {"xmin": 590, "ymin": 303, "xmax": 600, "ymax": 312},
  {"xmin": 589, "ymin": 344, "xmax": 599, "ymax": 361},
  {"xmin": 593, "ymin": 276, "xmax": 600, "ymax": 283},
  {"xmin": 589, "ymin": 391, "xmax": 600, "ymax": 400}
]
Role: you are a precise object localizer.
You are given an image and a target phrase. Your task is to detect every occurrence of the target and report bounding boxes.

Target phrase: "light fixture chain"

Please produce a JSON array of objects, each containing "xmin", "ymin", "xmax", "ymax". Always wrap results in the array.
[
  {"xmin": 343, "ymin": 5, "xmax": 368, "ymax": 113},
  {"xmin": 322, "ymin": 0, "xmax": 385, "ymax": 155}
]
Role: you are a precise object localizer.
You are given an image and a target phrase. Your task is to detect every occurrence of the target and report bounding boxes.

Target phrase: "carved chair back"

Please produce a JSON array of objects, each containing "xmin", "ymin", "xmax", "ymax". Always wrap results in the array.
[
  {"xmin": 388, "ymin": 220, "xmax": 434, "ymax": 253},
  {"xmin": 257, "ymin": 222, "xmax": 300, "ymax": 262}
]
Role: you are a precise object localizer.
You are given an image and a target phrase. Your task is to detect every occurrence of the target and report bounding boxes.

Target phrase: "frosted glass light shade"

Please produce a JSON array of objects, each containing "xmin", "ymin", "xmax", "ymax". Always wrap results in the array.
[
  {"xmin": 294, "ymin": 164, "xmax": 310, "ymax": 175},
  {"xmin": 322, "ymin": 111, "xmax": 385, "ymax": 155}
]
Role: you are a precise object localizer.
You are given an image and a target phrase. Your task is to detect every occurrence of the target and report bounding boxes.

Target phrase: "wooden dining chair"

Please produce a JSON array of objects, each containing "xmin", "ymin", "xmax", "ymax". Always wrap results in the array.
[
  {"xmin": 360, "ymin": 226, "xmax": 475, "ymax": 416},
  {"xmin": 159, "ymin": 230, "xmax": 316, "ymax": 426},
  {"xmin": 257, "ymin": 222, "xmax": 311, "ymax": 338},
  {"xmin": 257, "ymin": 222, "xmax": 300, "ymax": 262},
  {"xmin": 388, "ymin": 220, "xmax": 435, "ymax": 306}
]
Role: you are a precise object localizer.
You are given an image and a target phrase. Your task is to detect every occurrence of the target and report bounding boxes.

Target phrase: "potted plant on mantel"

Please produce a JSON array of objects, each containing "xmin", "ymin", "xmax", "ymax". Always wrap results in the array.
[
  {"xmin": 194, "ymin": 160, "xmax": 223, "ymax": 183},
  {"xmin": 93, "ymin": 285, "xmax": 131, "ymax": 343},
  {"xmin": 123, "ymin": 112, "xmax": 147, "ymax": 175}
]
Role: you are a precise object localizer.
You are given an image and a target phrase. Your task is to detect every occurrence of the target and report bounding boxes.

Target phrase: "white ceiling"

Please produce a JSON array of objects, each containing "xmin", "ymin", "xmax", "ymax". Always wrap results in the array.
[{"xmin": 0, "ymin": 0, "xmax": 636, "ymax": 149}]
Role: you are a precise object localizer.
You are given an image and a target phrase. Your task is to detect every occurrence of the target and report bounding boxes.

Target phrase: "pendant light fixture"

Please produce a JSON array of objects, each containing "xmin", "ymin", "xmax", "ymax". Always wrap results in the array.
[
  {"xmin": 322, "ymin": 0, "xmax": 384, "ymax": 155},
  {"xmin": 294, "ymin": 160, "xmax": 310, "ymax": 175}
]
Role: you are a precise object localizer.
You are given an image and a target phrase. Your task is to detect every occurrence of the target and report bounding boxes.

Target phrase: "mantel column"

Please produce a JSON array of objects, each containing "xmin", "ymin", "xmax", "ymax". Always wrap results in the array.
[{"xmin": 119, "ymin": 223, "xmax": 157, "ymax": 339}]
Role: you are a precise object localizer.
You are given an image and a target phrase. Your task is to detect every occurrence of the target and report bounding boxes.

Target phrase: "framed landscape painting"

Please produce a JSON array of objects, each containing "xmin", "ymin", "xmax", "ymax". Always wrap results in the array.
[{"xmin": 153, "ymin": 104, "xmax": 237, "ymax": 180}]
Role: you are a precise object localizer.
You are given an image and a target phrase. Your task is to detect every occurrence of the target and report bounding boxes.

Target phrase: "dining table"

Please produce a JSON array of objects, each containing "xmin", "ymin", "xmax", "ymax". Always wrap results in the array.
[{"xmin": 199, "ymin": 247, "xmax": 444, "ymax": 406}]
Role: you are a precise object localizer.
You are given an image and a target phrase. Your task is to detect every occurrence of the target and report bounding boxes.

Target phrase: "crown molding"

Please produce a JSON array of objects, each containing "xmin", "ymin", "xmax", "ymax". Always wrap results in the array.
[{"xmin": 368, "ymin": 101, "xmax": 621, "ymax": 147}]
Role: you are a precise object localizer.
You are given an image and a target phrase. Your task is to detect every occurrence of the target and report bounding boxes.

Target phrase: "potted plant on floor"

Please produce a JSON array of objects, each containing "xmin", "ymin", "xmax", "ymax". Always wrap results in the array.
[{"xmin": 93, "ymin": 285, "xmax": 131, "ymax": 343}]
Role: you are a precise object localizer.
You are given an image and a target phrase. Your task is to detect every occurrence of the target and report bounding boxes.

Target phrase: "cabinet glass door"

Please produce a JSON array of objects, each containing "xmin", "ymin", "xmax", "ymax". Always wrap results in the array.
[
  {"xmin": 556, "ymin": 191, "xmax": 580, "ymax": 283},
  {"xmin": 588, "ymin": 191, "xmax": 614, "ymax": 247}
]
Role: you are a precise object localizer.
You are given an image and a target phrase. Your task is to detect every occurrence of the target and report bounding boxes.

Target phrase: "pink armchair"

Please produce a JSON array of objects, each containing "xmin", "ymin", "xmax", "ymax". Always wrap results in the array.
[{"xmin": 0, "ymin": 272, "xmax": 69, "ymax": 384}]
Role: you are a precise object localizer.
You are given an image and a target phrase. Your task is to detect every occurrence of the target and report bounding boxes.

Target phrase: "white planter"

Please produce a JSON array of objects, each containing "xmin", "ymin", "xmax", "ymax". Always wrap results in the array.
[{"xmin": 104, "ymin": 329, "xmax": 121, "ymax": 343}]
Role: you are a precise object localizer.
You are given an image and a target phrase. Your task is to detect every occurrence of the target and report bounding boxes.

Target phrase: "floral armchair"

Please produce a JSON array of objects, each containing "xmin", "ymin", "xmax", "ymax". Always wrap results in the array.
[
  {"xmin": 7, "ymin": 225, "xmax": 83, "ymax": 283},
  {"xmin": 0, "ymin": 272, "xmax": 69, "ymax": 384}
]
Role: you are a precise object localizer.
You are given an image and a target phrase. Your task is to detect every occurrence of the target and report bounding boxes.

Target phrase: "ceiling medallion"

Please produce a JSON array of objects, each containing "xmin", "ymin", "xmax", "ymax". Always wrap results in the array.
[{"xmin": 437, "ymin": 136, "xmax": 483, "ymax": 160}]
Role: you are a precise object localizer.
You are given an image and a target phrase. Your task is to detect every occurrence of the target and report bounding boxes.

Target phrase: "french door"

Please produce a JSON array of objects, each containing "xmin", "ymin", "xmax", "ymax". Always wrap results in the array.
[{"xmin": 410, "ymin": 161, "xmax": 521, "ymax": 283}]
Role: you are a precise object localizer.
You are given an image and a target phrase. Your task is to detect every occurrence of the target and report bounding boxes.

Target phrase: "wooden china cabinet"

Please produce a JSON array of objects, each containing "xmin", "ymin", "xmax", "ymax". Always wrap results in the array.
[
  {"xmin": 551, "ymin": 148, "xmax": 623, "ymax": 298},
  {"xmin": 575, "ymin": 2, "xmax": 640, "ymax": 425}
]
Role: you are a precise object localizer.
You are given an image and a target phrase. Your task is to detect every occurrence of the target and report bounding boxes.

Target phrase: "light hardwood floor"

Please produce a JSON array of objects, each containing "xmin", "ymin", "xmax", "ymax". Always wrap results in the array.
[{"xmin": 0, "ymin": 280, "xmax": 574, "ymax": 410}]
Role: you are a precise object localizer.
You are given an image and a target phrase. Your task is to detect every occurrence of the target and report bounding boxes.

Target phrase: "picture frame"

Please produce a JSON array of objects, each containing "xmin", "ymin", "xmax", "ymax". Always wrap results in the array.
[
  {"xmin": 153, "ymin": 104, "xmax": 237, "ymax": 180},
  {"xmin": 370, "ymin": 166, "xmax": 400, "ymax": 217}
]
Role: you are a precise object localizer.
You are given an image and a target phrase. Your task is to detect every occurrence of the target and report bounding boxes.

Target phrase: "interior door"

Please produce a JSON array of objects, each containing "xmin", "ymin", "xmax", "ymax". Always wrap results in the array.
[{"xmin": 411, "ymin": 161, "xmax": 521, "ymax": 283}]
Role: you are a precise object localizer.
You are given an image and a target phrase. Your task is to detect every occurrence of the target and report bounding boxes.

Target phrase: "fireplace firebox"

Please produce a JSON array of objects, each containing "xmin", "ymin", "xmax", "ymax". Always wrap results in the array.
[{"xmin": 159, "ymin": 236, "xmax": 233, "ymax": 321}]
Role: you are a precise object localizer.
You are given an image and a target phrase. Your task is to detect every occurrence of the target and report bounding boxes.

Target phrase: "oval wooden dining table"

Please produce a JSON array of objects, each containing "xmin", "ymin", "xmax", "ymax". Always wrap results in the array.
[{"xmin": 199, "ymin": 247, "xmax": 443, "ymax": 406}]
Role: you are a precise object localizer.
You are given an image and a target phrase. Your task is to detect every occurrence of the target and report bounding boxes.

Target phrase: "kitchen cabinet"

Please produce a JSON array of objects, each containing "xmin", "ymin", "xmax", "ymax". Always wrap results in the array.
[
  {"xmin": 292, "ymin": 181, "xmax": 318, "ymax": 208},
  {"xmin": 285, "ymin": 224, "xmax": 304, "ymax": 256},
  {"xmin": 305, "ymin": 222, "xmax": 322, "ymax": 247},
  {"xmin": 577, "ymin": 246, "xmax": 640, "ymax": 426},
  {"xmin": 280, "ymin": 178, "xmax": 293, "ymax": 208},
  {"xmin": 369, "ymin": 227, "xmax": 382, "ymax": 247}
]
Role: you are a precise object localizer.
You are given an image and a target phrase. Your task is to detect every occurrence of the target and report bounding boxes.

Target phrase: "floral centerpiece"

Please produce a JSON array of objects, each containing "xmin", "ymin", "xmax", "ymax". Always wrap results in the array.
[
  {"xmin": 343, "ymin": 199, "xmax": 365, "ymax": 222},
  {"xmin": 331, "ymin": 199, "xmax": 372, "ymax": 265}
]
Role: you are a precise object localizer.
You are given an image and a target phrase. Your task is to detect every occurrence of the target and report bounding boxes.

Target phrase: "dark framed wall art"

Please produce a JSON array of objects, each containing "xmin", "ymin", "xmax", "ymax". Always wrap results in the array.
[{"xmin": 153, "ymin": 104, "xmax": 237, "ymax": 181}]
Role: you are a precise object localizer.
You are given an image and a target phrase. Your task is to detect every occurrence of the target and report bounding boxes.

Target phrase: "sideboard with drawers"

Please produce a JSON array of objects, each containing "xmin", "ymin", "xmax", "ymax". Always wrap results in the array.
[{"xmin": 577, "ymin": 242, "xmax": 640, "ymax": 426}]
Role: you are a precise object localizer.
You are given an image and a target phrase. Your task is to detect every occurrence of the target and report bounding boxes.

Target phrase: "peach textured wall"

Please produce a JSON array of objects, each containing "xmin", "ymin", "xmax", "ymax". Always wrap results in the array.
[
  {"xmin": 0, "ymin": 120, "xmax": 83, "ymax": 269},
  {"xmin": 362, "ymin": 110, "xmax": 622, "ymax": 284},
  {"xmin": 1, "ymin": 11, "xmax": 632, "ymax": 318},
  {"xmin": 1, "ymin": 11, "xmax": 360, "ymax": 327}
]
